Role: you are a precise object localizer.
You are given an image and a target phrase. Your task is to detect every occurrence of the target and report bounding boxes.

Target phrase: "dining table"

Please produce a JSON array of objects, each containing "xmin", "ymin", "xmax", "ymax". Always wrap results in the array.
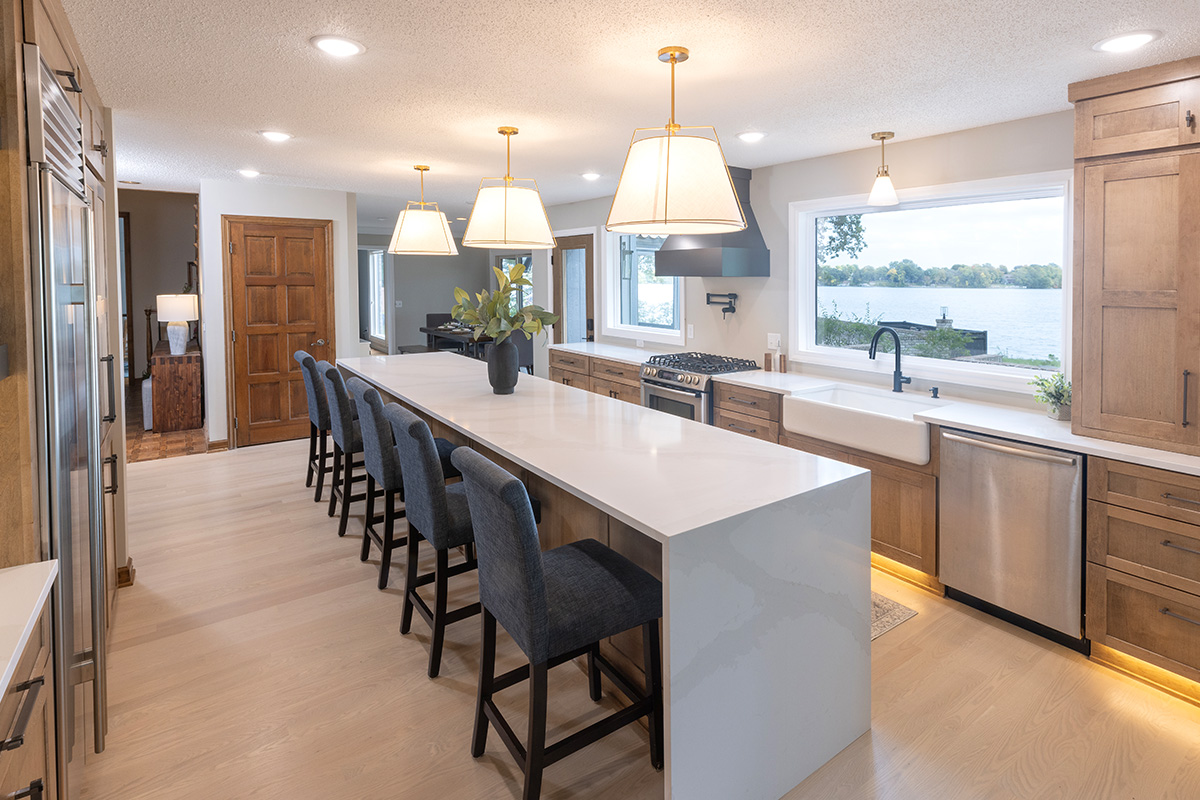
[{"xmin": 419, "ymin": 325, "xmax": 491, "ymax": 358}]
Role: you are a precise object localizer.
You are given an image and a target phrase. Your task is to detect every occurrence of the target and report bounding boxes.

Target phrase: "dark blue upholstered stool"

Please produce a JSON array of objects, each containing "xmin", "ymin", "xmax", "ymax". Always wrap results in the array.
[
  {"xmin": 320, "ymin": 363, "xmax": 368, "ymax": 538},
  {"xmin": 294, "ymin": 351, "xmax": 336, "ymax": 502},
  {"xmin": 386, "ymin": 404, "xmax": 482, "ymax": 678},
  {"xmin": 451, "ymin": 447, "xmax": 664, "ymax": 800}
]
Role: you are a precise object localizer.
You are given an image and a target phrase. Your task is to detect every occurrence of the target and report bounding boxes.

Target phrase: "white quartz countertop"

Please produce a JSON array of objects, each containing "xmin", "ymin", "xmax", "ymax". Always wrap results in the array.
[
  {"xmin": 548, "ymin": 341, "xmax": 666, "ymax": 366},
  {"xmin": 339, "ymin": 353, "xmax": 866, "ymax": 542},
  {"xmin": 0, "ymin": 560, "xmax": 57, "ymax": 697}
]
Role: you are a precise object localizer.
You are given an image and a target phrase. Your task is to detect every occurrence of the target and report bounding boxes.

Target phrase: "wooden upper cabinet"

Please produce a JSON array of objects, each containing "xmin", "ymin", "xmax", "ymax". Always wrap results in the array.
[
  {"xmin": 1070, "ymin": 57, "xmax": 1200, "ymax": 159},
  {"xmin": 1074, "ymin": 153, "xmax": 1200, "ymax": 450}
]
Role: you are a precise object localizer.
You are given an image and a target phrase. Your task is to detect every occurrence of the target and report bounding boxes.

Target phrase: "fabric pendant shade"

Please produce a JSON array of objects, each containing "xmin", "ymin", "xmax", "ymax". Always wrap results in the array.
[
  {"xmin": 463, "ymin": 127, "xmax": 555, "ymax": 250},
  {"xmin": 389, "ymin": 166, "xmax": 459, "ymax": 256},
  {"xmin": 606, "ymin": 46, "xmax": 745, "ymax": 236}
]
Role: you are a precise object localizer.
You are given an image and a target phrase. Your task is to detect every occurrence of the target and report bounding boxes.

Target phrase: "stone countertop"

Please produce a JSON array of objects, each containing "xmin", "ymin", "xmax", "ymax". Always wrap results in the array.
[
  {"xmin": 548, "ymin": 341, "xmax": 666, "ymax": 367},
  {"xmin": 0, "ymin": 560, "xmax": 57, "ymax": 697},
  {"xmin": 338, "ymin": 353, "xmax": 866, "ymax": 542}
]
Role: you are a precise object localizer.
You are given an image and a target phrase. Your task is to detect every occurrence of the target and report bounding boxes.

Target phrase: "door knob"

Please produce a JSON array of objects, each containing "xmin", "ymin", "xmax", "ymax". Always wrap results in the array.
[{"xmin": 310, "ymin": 339, "xmax": 327, "ymax": 347}]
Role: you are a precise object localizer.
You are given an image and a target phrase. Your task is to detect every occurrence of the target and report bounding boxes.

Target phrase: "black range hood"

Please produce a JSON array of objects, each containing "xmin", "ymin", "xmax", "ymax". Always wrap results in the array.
[{"xmin": 653, "ymin": 166, "xmax": 770, "ymax": 278}]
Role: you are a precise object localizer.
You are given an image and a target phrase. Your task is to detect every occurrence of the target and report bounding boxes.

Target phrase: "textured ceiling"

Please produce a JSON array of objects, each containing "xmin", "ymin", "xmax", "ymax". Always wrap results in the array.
[{"xmin": 62, "ymin": 0, "xmax": 1199, "ymax": 231}]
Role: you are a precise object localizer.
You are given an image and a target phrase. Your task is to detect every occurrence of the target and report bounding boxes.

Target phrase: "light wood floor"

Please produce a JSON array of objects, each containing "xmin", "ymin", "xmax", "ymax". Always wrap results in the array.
[{"xmin": 83, "ymin": 439, "xmax": 1200, "ymax": 799}]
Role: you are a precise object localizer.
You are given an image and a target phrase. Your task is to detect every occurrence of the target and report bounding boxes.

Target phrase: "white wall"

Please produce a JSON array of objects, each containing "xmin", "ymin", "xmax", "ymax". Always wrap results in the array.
[
  {"xmin": 545, "ymin": 111, "xmax": 1075, "ymax": 398},
  {"xmin": 197, "ymin": 180, "xmax": 359, "ymax": 443}
]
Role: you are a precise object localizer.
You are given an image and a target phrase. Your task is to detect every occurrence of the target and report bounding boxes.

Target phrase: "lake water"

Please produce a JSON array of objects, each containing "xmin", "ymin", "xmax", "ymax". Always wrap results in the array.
[{"xmin": 818, "ymin": 286, "xmax": 1063, "ymax": 361}]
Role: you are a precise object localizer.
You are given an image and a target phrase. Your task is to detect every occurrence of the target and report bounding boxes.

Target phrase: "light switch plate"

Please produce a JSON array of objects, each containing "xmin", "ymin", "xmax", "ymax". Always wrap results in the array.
[
  {"xmin": 394, "ymin": 300, "xmax": 403, "ymax": 308},
  {"xmin": 687, "ymin": 324, "xmax": 694, "ymax": 339},
  {"xmin": 636, "ymin": 339, "xmax": 644, "ymax": 347},
  {"xmin": 767, "ymin": 332, "xmax": 781, "ymax": 349}
]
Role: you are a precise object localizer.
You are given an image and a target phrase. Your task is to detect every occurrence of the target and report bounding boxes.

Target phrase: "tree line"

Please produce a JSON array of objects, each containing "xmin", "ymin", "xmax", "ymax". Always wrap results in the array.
[{"xmin": 818, "ymin": 260, "xmax": 1062, "ymax": 289}]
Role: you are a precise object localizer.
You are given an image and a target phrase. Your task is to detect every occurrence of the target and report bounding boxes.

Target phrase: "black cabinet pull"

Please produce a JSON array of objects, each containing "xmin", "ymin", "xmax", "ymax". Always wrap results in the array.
[
  {"xmin": 1162, "ymin": 539, "xmax": 1200, "ymax": 557},
  {"xmin": 728, "ymin": 423, "xmax": 758, "ymax": 434},
  {"xmin": 14, "ymin": 780, "xmax": 44, "ymax": 800},
  {"xmin": 729, "ymin": 396, "xmax": 758, "ymax": 407},
  {"xmin": 1162, "ymin": 607, "xmax": 1200, "ymax": 628},
  {"xmin": 1, "ymin": 676, "xmax": 44, "ymax": 752},
  {"xmin": 1162, "ymin": 492, "xmax": 1200, "ymax": 507},
  {"xmin": 101, "ymin": 354, "xmax": 117, "ymax": 423},
  {"xmin": 103, "ymin": 454, "xmax": 119, "ymax": 495},
  {"xmin": 1184, "ymin": 370, "xmax": 1192, "ymax": 428}
]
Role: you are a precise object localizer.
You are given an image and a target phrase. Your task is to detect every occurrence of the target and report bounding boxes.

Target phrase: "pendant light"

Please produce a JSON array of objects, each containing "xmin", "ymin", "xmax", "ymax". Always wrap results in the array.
[
  {"xmin": 462, "ymin": 127, "xmax": 555, "ymax": 250},
  {"xmin": 606, "ymin": 46, "xmax": 745, "ymax": 235},
  {"xmin": 388, "ymin": 165, "xmax": 459, "ymax": 256},
  {"xmin": 867, "ymin": 131, "xmax": 899, "ymax": 207}
]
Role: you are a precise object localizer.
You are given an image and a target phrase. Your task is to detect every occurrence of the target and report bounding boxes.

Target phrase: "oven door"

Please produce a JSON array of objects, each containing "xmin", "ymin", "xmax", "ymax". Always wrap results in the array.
[{"xmin": 642, "ymin": 380, "xmax": 708, "ymax": 424}]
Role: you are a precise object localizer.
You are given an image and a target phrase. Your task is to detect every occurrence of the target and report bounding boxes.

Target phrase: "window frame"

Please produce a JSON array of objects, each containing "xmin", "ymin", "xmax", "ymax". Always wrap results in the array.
[
  {"xmin": 601, "ymin": 231, "xmax": 686, "ymax": 346},
  {"xmin": 788, "ymin": 170, "xmax": 1073, "ymax": 393}
]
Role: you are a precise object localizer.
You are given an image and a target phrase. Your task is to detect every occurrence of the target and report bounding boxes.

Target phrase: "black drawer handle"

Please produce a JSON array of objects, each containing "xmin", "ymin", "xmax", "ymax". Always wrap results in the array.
[
  {"xmin": 1162, "ymin": 539, "xmax": 1200, "ymax": 557},
  {"xmin": 1184, "ymin": 370, "xmax": 1192, "ymax": 428},
  {"xmin": 15, "ymin": 780, "xmax": 44, "ymax": 800},
  {"xmin": 1162, "ymin": 492, "xmax": 1200, "ymax": 507},
  {"xmin": 602, "ymin": 368, "xmax": 623, "ymax": 376},
  {"xmin": 1162, "ymin": 607, "xmax": 1200, "ymax": 628},
  {"xmin": 729, "ymin": 396, "xmax": 758, "ymax": 406},
  {"xmin": 1, "ymin": 676, "xmax": 44, "ymax": 752},
  {"xmin": 728, "ymin": 423, "xmax": 759, "ymax": 434},
  {"xmin": 104, "ymin": 453, "xmax": 119, "ymax": 495}
]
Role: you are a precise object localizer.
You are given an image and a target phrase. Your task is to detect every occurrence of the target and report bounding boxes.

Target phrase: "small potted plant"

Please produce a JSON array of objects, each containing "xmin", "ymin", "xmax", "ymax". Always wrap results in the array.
[
  {"xmin": 1031, "ymin": 372, "xmax": 1072, "ymax": 421},
  {"xmin": 451, "ymin": 263, "xmax": 558, "ymax": 395}
]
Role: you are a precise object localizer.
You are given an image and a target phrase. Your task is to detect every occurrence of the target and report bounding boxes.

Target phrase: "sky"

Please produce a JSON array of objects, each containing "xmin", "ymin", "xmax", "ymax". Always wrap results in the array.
[{"xmin": 827, "ymin": 196, "xmax": 1065, "ymax": 270}]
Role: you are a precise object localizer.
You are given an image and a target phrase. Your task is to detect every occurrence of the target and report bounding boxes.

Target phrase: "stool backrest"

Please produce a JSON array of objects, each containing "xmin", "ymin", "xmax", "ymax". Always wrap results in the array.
[
  {"xmin": 293, "ymin": 351, "xmax": 329, "ymax": 430},
  {"xmin": 320, "ymin": 361, "xmax": 355, "ymax": 450},
  {"xmin": 385, "ymin": 404, "xmax": 450, "ymax": 547},
  {"xmin": 451, "ymin": 447, "xmax": 548, "ymax": 663},
  {"xmin": 346, "ymin": 378, "xmax": 400, "ymax": 490}
]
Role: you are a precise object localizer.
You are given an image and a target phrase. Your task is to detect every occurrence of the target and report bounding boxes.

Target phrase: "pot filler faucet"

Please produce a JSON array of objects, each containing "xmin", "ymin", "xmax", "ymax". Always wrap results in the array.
[{"xmin": 869, "ymin": 326, "xmax": 912, "ymax": 393}]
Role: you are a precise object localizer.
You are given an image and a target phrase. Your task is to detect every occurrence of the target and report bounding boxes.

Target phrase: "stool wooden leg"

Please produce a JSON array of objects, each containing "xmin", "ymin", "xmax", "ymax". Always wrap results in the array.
[
  {"xmin": 376, "ymin": 490, "xmax": 394, "ymax": 589},
  {"xmin": 306, "ymin": 423, "xmax": 317, "ymax": 487},
  {"xmin": 523, "ymin": 662, "xmax": 549, "ymax": 800},
  {"xmin": 337, "ymin": 453, "xmax": 354, "ymax": 538},
  {"xmin": 327, "ymin": 444, "xmax": 342, "ymax": 518},
  {"xmin": 361, "ymin": 476, "xmax": 376, "ymax": 562},
  {"xmin": 428, "ymin": 548, "xmax": 449, "ymax": 678},
  {"xmin": 471, "ymin": 609, "xmax": 496, "ymax": 758},
  {"xmin": 314, "ymin": 429, "xmax": 329, "ymax": 502},
  {"xmin": 643, "ymin": 621, "xmax": 664, "ymax": 771},
  {"xmin": 587, "ymin": 643, "xmax": 602, "ymax": 702},
  {"xmin": 400, "ymin": 532, "xmax": 420, "ymax": 635}
]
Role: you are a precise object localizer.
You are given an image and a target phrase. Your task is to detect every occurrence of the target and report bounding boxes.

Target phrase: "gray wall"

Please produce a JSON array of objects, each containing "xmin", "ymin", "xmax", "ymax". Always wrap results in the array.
[{"xmin": 118, "ymin": 189, "xmax": 199, "ymax": 377}]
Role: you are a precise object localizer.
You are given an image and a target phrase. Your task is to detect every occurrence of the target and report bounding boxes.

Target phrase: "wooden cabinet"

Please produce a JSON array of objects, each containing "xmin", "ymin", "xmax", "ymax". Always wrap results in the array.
[
  {"xmin": 782, "ymin": 430, "xmax": 938, "ymax": 577},
  {"xmin": 548, "ymin": 349, "xmax": 590, "ymax": 375},
  {"xmin": 1087, "ymin": 457, "xmax": 1200, "ymax": 688},
  {"xmin": 1071, "ymin": 59, "xmax": 1200, "ymax": 457},
  {"xmin": 0, "ymin": 611, "xmax": 57, "ymax": 800},
  {"xmin": 712, "ymin": 382, "xmax": 782, "ymax": 443},
  {"xmin": 548, "ymin": 365, "xmax": 587, "ymax": 389},
  {"xmin": 151, "ymin": 340, "xmax": 204, "ymax": 432},
  {"xmin": 591, "ymin": 376, "xmax": 640, "ymax": 404},
  {"xmin": 82, "ymin": 94, "xmax": 107, "ymax": 177},
  {"xmin": 547, "ymin": 350, "xmax": 646, "ymax": 406},
  {"xmin": 712, "ymin": 407, "xmax": 778, "ymax": 443}
]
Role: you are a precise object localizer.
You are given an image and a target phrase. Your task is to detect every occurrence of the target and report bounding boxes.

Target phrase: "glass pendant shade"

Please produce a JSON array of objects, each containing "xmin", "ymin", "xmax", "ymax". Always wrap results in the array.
[
  {"xmin": 463, "ymin": 180, "xmax": 555, "ymax": 250},
  {"xmin": 868, "ymin": 170, "xmax": 899, "ymax": 206},
  {"xmin": 607, "ymin": 127, "xmax": 746, "ymax": 235},
  {"xmin": 389, "ymin": 202, "xmax": 459, "ymax": 256}
]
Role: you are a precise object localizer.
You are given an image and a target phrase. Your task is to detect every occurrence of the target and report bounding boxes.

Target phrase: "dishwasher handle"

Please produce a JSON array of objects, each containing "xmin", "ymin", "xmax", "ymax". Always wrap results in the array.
[{"xmin": 942, "ymin": 431, "xmax": 1078, "ymax": 467}]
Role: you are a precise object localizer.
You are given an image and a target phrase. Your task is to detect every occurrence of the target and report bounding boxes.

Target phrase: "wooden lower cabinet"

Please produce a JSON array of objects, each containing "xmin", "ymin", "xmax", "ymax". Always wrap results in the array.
[
  {"xmin": 712, "ymin": 407, "xmax": 778, "ymax": 443},
  {"xmin": 548, "ymin": 365, "xmax": 588, "ymax": 389},
  {"xmin": 0, "ymin": 612, "xmax": 56, "ymax": 800},
  {"xmin": 151, "ymin": 340, "xmax": 204, "ymax": 432},
  {"xmin": 591, "ymin": 376, "xmax": 641, "ymax": 405},
  {"xmin": 782, "ymin": 431, "xmax": 938, "ymax": 577}
]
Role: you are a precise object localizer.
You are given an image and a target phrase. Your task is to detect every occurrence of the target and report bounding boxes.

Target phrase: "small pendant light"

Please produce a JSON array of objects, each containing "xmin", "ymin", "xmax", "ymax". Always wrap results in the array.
[
  {"xmin": 462, "ymin": 127, "xmax": 555, "ymax": 250},
  {"xmin": 389, "ymin": 165, "xmax": 459, "ymax": 256},
  {"xmin": 606, "ymin": 46, "xmax": 746, "ymax": 235},
  {"xmin": 867, "ymin": 131, "xmax": 899, "ymax": 207}
]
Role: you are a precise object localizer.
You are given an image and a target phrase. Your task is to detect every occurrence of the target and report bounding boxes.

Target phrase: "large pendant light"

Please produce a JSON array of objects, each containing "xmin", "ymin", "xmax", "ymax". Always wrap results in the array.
[
  {"xmin": 606, "ymin": 46, "xmax": 745, "ymax": 235},
  {"xmin": 867, "ymin": 131, "xmax": 899, "ymax": 207},
  {"xmin": 462, "ymin": 127, "xmax": 555, "ymax": 250},
  {"xmin": 388, "ymin": 165, "xmax": 459, "ymax": 256}
]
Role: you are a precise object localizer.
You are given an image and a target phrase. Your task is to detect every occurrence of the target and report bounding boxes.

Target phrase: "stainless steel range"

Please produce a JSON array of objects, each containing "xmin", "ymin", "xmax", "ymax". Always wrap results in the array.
[{"xmin": 640, "ymin": 352, "xmax": 760, "ymax": 424}]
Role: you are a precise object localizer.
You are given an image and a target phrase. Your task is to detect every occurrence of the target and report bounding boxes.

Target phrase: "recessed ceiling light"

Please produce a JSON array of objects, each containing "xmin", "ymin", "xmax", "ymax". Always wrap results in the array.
[
  {"xmin": 310, "ymin": 35, "xmax": 366, "ymax": 58},
  {"xmin": 259, "ymin": 130, "xmax": 291, "ymax": 142},
  {"xmin": 738, "ymin": 131, "xmax": 766, "ymax": 144},
  {"xmin": 456, "ymin": 217, "xmax": 466, "ymax": 221},
  {"xmin": 581, "ymin": 172, "xmax": 600, "ymax": 181},
  {"xmin": 238, "ymin": 169, "xmax": 260, "ymax": 178},
  {"xmin": 118, "ymin": 180, "xmax": 141, "ymax": 185},
  {"xmin": 1093, "ymin": 30, "xmax": 1161, "ymax": 53}
]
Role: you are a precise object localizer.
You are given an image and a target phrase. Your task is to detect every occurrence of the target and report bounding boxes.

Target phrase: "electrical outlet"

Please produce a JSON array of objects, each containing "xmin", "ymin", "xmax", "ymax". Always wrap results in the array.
[
  {"xmin": 394, "ymin": 300, "xmax": 403, "ymax": 308},
  {"xmin": 687, "ymin": 324, "xmax": 694, "ymax": 339},
  {"xmin": 767, "ymin": 332, "xmax": 781, "ymax": 350},
  {"xmin": 636, "ymin": 339, "xmax": 644, "ymax": 347}
]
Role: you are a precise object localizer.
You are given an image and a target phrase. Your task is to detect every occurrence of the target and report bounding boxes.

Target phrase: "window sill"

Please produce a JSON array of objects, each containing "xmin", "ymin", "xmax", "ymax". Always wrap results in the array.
[{"xmin": 791, "ymin": 347, "xmax": 1056, "ymax": 395}]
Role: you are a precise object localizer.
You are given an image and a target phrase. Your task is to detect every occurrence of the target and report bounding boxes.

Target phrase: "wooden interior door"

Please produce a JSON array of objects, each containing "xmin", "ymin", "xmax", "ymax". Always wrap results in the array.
[
  {"xmin": 552, "ymin": 234, "xmax": 594, "ymax": 344},
  {"xmin": 1077, "ymin": 154, "xmax": 1200, "ymax": 448},
  {"xmin": 226, "ymin": 216, "xmax": 335, "ymax": 446}
]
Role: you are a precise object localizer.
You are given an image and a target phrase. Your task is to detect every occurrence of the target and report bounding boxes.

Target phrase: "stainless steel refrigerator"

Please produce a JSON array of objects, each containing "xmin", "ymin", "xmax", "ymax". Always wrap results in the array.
[{"xmin": 26, "ymin": 44, "xmax": 109, "ymax": 800}]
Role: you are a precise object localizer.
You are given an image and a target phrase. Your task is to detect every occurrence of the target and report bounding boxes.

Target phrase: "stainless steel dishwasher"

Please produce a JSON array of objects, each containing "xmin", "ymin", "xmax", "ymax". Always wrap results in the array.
[{"xmin": 938, "ymin": 429, "xmax": 1084, "ymax": 640}]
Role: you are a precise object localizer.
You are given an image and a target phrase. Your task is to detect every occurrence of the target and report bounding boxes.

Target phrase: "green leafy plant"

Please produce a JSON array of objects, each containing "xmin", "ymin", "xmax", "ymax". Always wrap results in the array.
[
  {"xmin": 1030, "ymin": 372, "xmax": 1071, "ymax": 408},
  {"xmin": 451, "ymin": 263, "xmax": 559, "ymax": 346}
]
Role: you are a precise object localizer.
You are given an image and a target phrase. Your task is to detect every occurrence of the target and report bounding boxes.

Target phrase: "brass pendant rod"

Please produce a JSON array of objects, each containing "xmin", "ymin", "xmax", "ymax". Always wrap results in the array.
[
  {"xmin": 419, "ymin": 168, "xmax": 425, "ymax": 203},
  {"xmin": 669, "ymin": 52, "xmax": 676, "ymax": 131},
  {"xmin": 506, "ymin": 131, "xmax": 511, "ymax": 181},
  {"xmin": 880, "ymin": 136, "xmax": 886, "ymax": 170}
]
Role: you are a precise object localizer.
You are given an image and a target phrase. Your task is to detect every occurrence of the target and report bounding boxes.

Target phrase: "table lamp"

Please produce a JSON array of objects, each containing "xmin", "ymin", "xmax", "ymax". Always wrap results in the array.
[{"xmin": 157, "ymin": 294, "xmax": 198, "ymax": 355}]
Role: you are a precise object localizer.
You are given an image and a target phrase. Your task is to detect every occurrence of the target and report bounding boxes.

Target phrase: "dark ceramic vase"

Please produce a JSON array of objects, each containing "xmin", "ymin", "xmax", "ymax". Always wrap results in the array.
[{"xmin": 487, "ymin": 338, "xmax": 519, "ymax": 395}]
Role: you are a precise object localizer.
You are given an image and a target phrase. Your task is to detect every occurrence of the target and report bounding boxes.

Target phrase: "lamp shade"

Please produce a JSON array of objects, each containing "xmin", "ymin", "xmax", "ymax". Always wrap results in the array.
[
  {"xmin": 607, "ymin": 128, "xmax": 746, "ymax": 235},
  {"xmin": 462, "ymin": 180, "xmax": 555, "ymax": 250},
  {"xmin": 157, "ymin": 293, "xmax": 198, "ymax": 322},
  {"xmin": 868, "ymin": 173, "xmax": 899, "ymax": 206},
  {"xmin": 388, "ymin": 203, "xmax": 459, "ymax": 256}
]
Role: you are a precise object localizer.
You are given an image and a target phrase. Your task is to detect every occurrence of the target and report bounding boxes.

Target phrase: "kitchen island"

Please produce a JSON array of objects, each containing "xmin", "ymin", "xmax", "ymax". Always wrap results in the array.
[{"xmin": 338, "ymin": 352, "xmax": 871, "ymax": 800}]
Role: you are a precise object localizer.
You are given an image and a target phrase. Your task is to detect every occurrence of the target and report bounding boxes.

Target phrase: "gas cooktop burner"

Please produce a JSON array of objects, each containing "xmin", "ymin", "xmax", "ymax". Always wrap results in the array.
[{"xmin": 644, "ymin": 352, "xmax": 761, "ymax": 375}]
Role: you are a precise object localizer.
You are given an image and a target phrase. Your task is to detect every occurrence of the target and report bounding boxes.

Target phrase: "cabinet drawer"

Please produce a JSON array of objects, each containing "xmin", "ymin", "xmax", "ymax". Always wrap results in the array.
[
  {"xmin": 714, "ymin": 383, "xmax": 781, "ymax": 422},
  {"xmin": 1089, "ymin": 458, "xmax": 1200, "ymax": 527},
  {"xmin": 1074, "ymin": 80, "xmax": 1200, "ymax": 158},
  {"xmin": 713, "ymin": 408, "xmax": 778, "ymax": 443},
  {"xmin": 589, "ymin": 358, "xmax": 640, "ymax": 385},
  {"xmin": 1087, "ymin": 564, "xmax": 1200, "ymax": 683},
  {"xmin": 591, "ymin": 376, "xmax": 641, "ymax": 405},
  {"xmin": 548, "ymin": 366, "xmax": 588, "ymax": 390},
  {"xmin": 1088, "ymin": 501, "xmax": 1200, "ymax": 596},
  {"xmin": 549, "ymin": 350, "xmax": 590, "ymax": 375}
]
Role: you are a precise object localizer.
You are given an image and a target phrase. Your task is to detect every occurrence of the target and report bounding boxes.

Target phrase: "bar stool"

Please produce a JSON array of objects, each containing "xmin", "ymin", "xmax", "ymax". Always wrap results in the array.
[
  {"xmin": 450, "ymin": 447, "xmax": 664, "ymax": 800},
  {"xmin": 321, "ymin": 362, "xmax": 368, "ymax": 538},
  {"xmin": 387, "ymin": 403, "xmax": 481, "ymax": 678},
  {"xmin": 294, "ymin": 351, "xmax": 334, "ymax": 502}
]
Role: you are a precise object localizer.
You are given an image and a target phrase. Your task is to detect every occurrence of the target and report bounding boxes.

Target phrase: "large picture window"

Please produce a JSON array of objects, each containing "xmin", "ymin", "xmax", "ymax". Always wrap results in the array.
[{"xmin": 618, "ymin": 234, "xmax": 680, "ymax": 330}]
